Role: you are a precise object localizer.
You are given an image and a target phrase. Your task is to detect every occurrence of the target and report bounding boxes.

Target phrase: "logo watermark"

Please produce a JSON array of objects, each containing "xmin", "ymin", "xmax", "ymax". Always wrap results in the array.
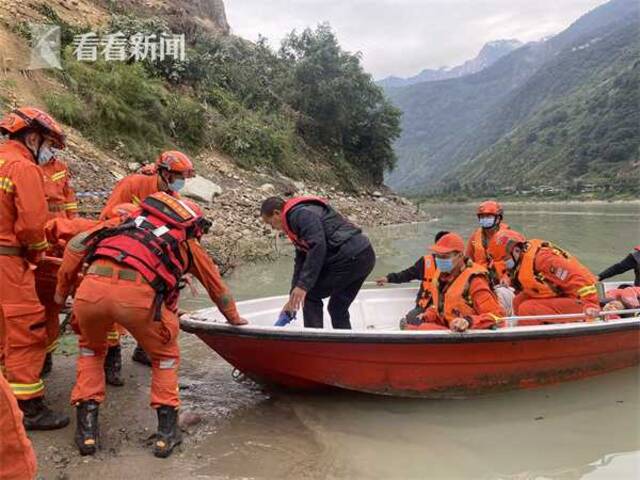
[
  {"xmin": 29, "ymin": 24, "xmax": 62, "ymax": 70},
  {"xmin": 72, "ymin": 32, "xmax": 186, "ymax": 63}
]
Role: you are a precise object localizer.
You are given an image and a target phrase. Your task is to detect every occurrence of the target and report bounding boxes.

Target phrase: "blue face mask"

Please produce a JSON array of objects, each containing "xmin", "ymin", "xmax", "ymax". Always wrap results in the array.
[
  {"xmin": 505, "ymin": 258, "xmax": 516, "ymax": 270},
  {"xmin": 170, "ymin": 178, "xmax": 185, "ymax": 192},
  {"xmin": 435, "ymin": 257, "xmax": 455, "ymax": 273},
  {"xmin": 478, "ymin": 216, "xmax": 496, "ymax": 229},
  {"xmin": 37, "ymin": 144, "xmax": 56, "ymax": 165}
]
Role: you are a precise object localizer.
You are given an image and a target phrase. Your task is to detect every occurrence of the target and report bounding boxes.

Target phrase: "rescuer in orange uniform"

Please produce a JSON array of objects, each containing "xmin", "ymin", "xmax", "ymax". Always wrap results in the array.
[
  {"xmin": 406, "ymin": 233, "xmax": 505, "ymax": 332},
  {"xmin": 466, "ymin": 200, "xmax": 514, "ymax": 284},
  {"xmin": 0, "ymin": 372, "xmax": 37, "ymax": 480},
  {"xmin": 40, "ymin": 154, "xmax": 78, "ymax": 220},
  {"xmin": 99, "ymin": 151, "xmax": 195, "ymax": 366},
  {"xmin": 54, "ymin": 192, "xmax": 247, "ymax": 458},
  {"xmin": 37, "ymin": 204, "xmax": 138, "ymax": 385},
  {"xmin": 489, "ymin": 230, "xmax": 600, "ymax": 324},
  {"xmin": 0, "ymin": 106, "xmax": 69, "ymax": 430},
  {"xmin": 375, "ymin": 231, "xmax": 449, "ymax": 328}
]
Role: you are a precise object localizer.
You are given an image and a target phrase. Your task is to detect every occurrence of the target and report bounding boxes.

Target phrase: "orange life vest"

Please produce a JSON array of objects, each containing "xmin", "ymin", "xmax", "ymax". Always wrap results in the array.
[
  {"xmin": 417, "ymin": 254, "xmax": 437, "ymax": 309},
  {"xmin": 515, "ymin": 239, "xmax": 596, "ymax": 299},
  {"xmin": 424, "ymin": 260, "xmax": 490, "ymax": 321}
]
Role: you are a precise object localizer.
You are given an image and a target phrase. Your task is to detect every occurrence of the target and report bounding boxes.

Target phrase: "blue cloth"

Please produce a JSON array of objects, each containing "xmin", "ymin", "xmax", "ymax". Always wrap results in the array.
[{"xmin": 275, "ymin": 311, "xmax": 296, "ymax": 326}]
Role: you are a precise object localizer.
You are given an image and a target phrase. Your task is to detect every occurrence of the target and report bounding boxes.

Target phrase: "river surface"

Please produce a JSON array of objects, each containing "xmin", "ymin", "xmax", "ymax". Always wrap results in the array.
[{"xmin": 178, "ymin": 202, "xmax": 640, "ymax": 480}]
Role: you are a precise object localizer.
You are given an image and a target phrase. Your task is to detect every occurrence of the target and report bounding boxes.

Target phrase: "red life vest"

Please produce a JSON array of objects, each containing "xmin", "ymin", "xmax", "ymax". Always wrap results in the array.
[
  {"xmin": 280, "ymin": 196, "xmax": 328, "ymax": 251},
  {"xmin": 84, "ymin": 193, "xmax": 200, "ymax": 314}
]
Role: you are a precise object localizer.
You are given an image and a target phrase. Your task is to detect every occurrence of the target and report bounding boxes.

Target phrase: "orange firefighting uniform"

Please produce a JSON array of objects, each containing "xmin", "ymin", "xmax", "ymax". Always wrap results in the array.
[
  {"xmin": 512, "ymin": 240, "xmax": 599, "ymax": 324},
  {"xmin": 0, "ymin": 140, "xmax": 50, "ymax": 400},
  {"xmin": 40, "ymin": 157, "xmax": 78, "ymax": 220},
  {"xmin": 466, "ymin": 223, "xmax": 510, "ymax": 283},
  {"xmin": 56, "ymin": 233, "xmax": 240, "ymax": 408},
  {"xmin": 98, "ymin": 173, "xmax": 171, "ymax": 344},
  {"xmin": 100, "ymin": 174, "xmax": 164, "ymax": 220},
  {"xmin": 0, "ymin": 372, "xmax": 37, "ymax": 480},
  {"xmin": 36, "ymin": 217, "xmax": 100, "ymax": 353},
  {"xmin": 408, "ymin": 261, "xmax": 505, "ymax": 330}
]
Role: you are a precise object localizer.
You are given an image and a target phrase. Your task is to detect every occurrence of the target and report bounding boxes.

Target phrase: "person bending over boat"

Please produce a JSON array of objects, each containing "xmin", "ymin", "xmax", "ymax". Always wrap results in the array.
[
  {"xmin": 54, "ymin": 192, "xmax": 247, "ymax": 458},
  {"xmin": 404, "ymin": 233, "xmax": 505, "ymax": 332},
  {"xmin": 598, "ymin": 246, "xmax": 640, "ymax": 286},
  {"xmin": 375, "ymin": 231, "xmax": 449, "ymax": 327},
  {"xmin": 260, "ymin": 196, "xmax": 375, "ymax": 329},
  {"xmin": 489, "ymin": 230, "xmax": 600, "ymax": 325}
]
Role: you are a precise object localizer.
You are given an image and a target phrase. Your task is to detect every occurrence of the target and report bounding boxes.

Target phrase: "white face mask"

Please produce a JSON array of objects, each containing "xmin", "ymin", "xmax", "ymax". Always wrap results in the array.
[
  {"xmin": 169, "ymin": 177, "xmax": 186, "ymax": 192},
  {"xmin": 36, "ymin": 141, "xmax": 56, "ymax": 165},
  {"xmin": 478, "ymin": 216, "xmax": 496, "ymax": 229}
]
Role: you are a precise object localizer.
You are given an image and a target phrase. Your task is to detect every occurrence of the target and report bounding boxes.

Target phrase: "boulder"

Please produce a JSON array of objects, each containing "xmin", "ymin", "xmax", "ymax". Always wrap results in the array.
[
  {"xmin": 372, "ymin": 191, "xmax": 383, "ymax": 198},
  {"xmin": 182, "ymin": 175, "xmax": 223, "ymax": 203},
  {"xmin": 258, "ymin": 183, "xmax": 275, "ymax": 193}
]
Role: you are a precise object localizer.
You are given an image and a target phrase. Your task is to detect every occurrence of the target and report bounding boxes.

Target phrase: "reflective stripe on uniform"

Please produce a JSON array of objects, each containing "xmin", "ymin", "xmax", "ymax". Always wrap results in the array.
[
  {"xmin": 50, "ymin": 171, "xmax": 66, "ymax": 182},
  {"xmin": 107, "ymin": 331, "xmax": 120, "ymax": 341},
  {"xmin": 28, "ymin": 239, "xmax": 49, "ymax": 251},
  {"xmin": 10, "ymin": 380, "xmax": 45, "ymax": 396},
  {"xmin": 0, "ymin": 176, "xmax": 15, "ymax": 193},
  {"xmin": 488, "ymin": 313, "xmax": 501, "ymax": 323},
  {"xmin": 79, "ymin": 347, "xmax": 95, "ymax": 357},
  {"xmin": 64, "ymin": 202, "xmax": 79, "ymax": 210},
  {"xmin": 46, "ymin": 339, "xmax": 59, "ymax": 353},
  {"xmin": 159, "ymin": 359, "xmax": 176, "ymax": 369},
  {"xmin": 132, "ymin": 195, "xmax": 141, "ymax": 206},
  {"xmin": 577, "ymin": 285, "xmax": 598, "ymax": 297}
]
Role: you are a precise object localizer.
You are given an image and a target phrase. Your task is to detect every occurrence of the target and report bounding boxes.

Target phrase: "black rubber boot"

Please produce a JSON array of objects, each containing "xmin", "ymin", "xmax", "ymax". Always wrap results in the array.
[
  {"xmin": 132, "ymin": 345, "xmax": 152, "ymax": 367},
  {"xmin": 18, "ymin": 397, "xmax": 70, "ymax": 431},
  {"xmin": 153, "ymin": 406, "xmax": 182, "ymax": 458},
  {"xmin": 104, "ymin": 346, "xmax": 125, "ymax": 386},
  {"xmin": 41, "ymin": 352, "xmax": 53, "ymax": 378},
  {"xmin": 75, "ymin": 400, "xmax": 100, "ymax": 456}
]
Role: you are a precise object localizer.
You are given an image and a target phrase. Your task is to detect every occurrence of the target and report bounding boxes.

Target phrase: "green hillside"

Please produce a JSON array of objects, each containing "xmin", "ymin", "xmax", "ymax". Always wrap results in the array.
[{"xmin": 384, "ymin": 0, "xmax": 639, "ymax": 197}]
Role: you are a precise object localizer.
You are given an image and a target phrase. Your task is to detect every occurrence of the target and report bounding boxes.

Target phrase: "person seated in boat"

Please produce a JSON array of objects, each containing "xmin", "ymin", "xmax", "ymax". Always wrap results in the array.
[
  {"xmin": 53, "ymin": 193, "xmax": 247, "ymax": 459},
  {"xmin": 488, "ymin": 230, "xmax": 600, "ymax": 325},
  {"xmin": 598, "ymin": 246, "xmax": 640, "ymax": 286},
  {"xmin": 375, "ymin": 231, "xmax": 450, "ymax": 327},
  {"xmin": 260, "ymin": 196, "xmax": 375, "ymax": 329},
  {"xmin": 403, "ymin": 233, "xmax": 506, "ymax": 332}
]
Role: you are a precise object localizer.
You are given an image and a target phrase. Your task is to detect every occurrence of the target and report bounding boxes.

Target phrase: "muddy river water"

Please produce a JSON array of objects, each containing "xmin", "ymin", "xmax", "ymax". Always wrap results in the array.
[{"xmin": 172, "ymin": 202, "xmax": 640, "ymax": 479}]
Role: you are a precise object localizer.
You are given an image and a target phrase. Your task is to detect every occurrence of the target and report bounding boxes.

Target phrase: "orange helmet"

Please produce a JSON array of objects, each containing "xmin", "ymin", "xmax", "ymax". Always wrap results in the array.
[
  {"xmin": 477, "ymin": 200, "xmax": 503, "ymax": 217},
  {"xmin": 488, "ymin": 229, "xmax": 526, "ymax": 262},
  {"xmin": 0, "ymin": 107, "xmax": 66, "ymax": 148},
  {"xmin": 156, "ymin": 151, "xmax": 194, "ymax": 177},
  {"xmin": 106, "ymin": 202, "xmax": 139, "ymax": 220}
]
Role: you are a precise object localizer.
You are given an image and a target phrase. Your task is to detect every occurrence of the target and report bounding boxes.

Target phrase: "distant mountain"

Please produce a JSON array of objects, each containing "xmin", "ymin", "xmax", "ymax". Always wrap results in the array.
[
  {"xmin": 384, "ymin": 0, "xmax": 640, "ymax": 195},
  {"xmin": 377, "ymin": 39, "xmax": 523, "ymax": 88}
]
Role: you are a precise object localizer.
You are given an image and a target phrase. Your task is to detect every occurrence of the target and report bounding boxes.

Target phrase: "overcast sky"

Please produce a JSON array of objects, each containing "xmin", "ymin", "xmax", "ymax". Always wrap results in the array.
[{"xmin": 225, "ymin": 0, "xmax": 608, "ymax": 79}]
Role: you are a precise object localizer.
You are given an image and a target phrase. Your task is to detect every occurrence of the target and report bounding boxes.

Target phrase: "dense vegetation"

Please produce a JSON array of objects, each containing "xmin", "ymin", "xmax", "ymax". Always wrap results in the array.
[
  {"xmin": 39, "ymin": 8, "xmax": 400, "ymax": 188},
  {"xmin": 385, "ymin": 0, "xmax": 639, "ymax": 197}
]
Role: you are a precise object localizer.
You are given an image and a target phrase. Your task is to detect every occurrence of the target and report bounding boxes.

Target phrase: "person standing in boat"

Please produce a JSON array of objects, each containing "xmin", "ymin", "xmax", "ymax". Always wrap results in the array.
[
  {"xmin": 403, "ymin": 233, "xmax": 506, "ymax": 332},
  {"xmin": 598, "ymin": 246, "xmax": 640, "ymax": 286},
  {"xmin": 260, "ymin": 196, "xmax": 376, "ymax": 329},
  {"xmin": 375, "ymin": 231, "xmax": 449, "ymax": 328},
  {"xmin": 488, "ymin": 230, "xmax": 600, "ymax": 325}
]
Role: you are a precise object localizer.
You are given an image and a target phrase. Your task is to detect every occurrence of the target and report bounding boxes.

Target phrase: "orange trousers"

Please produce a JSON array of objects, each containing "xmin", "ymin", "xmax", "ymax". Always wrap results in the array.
[
  {"xmin": 514, "ymin": 293, "xmax": 593, "ymax": 325},
  {"xmin": 0, "ymin": 372, "xmax": 37, "ymax": 479},
  {"xmin": 70, "ymin": 261, "xmax": 180, "ymax": 408},
  {"xmin": 0, "ymin": 257, "xmax": 47, "ymax": 400}
]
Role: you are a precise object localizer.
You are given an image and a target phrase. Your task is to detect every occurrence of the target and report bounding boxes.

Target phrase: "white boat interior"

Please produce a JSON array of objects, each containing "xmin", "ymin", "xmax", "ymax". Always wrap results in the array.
[{"xmin": 182, "ymin": 282, "xmax": 639, "ymax": 335}]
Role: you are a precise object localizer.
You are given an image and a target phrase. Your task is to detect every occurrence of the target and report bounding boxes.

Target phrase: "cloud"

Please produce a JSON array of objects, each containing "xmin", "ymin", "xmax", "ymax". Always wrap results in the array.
[{"xmin": 225, "ymin": 0, "xmax": 609, "ymax": 78}]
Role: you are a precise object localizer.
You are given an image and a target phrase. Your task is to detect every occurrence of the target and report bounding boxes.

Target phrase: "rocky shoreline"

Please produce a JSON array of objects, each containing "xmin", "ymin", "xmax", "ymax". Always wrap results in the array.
[{"xmin": 61, "ymin": 142, "xmax": 426, "ymax": 275}]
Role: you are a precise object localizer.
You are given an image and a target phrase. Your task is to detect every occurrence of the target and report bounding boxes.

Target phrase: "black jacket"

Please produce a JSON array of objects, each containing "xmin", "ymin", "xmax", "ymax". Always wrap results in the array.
[
  {"xmin": 288, "ymin": 203, "xmax": 370, "ymax": 291},
  {"xmin": 386, "ymin": 256, "xmax": 427, "ymax": 303},
  {"xmin": 599, "ymin": 251, "xmax": 640, "ymax": 286}
]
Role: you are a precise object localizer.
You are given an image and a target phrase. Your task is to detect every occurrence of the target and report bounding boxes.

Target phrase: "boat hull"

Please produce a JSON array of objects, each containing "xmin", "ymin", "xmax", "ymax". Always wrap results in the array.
[{"xmin": 182, "ymin": 321, "xmax": 640, "ymax": 398}]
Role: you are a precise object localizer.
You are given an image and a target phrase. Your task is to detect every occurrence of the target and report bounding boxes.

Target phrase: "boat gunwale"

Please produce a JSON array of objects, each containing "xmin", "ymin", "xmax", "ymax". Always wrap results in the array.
[{"xmin": 180, "ymin": 317, "xmax": 640, "ymax": 344}]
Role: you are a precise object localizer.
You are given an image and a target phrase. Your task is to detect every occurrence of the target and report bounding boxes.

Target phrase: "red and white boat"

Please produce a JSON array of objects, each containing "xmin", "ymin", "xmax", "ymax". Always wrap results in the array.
[{"xmin": 180, "ymin": 284, "xmax": 640, "ymax": 398}]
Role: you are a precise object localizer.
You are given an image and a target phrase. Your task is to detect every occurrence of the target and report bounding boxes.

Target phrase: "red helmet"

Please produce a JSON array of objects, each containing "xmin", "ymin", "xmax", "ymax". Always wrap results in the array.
[
  {"xmin": 477, "ymin": 200, "xmax": 503, "ymax": 217},
  {"xmin": 106, "ymin": 203, "xmax": 139, "ymax": 220},
  {"xmin": 489, "ymin": 229, "xmax": 526, "ymax": 261},
  {"xmin": 0, "ymin": 107, "xmax": 66, "ymax": 148},
  {"xmin": 156, "ymin": 151, "xmax": 194, "ymax": 177}
]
